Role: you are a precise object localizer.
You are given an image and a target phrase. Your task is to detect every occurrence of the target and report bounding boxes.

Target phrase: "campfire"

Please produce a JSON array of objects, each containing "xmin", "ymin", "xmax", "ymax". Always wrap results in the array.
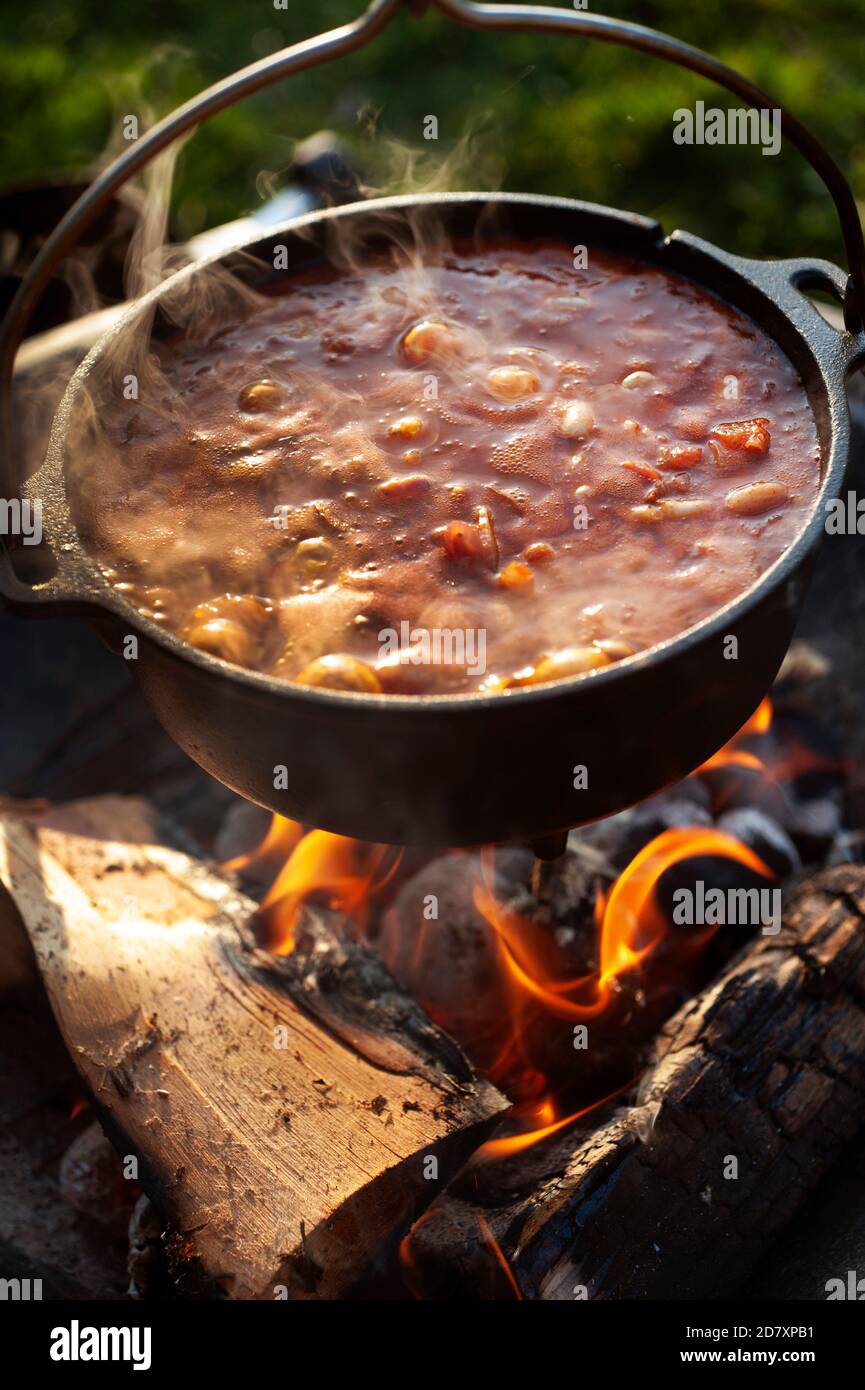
[
  {"xmin": 3, "ymin": 651, "xmax": 864, "ymax": 1301},
  {"xmin": 2, "ymin": 0, "xmax": 865, "ymax": 1320},
  {"xmin": 223, "ymin": 695, "xmax": 830, "ymax": 1113}
]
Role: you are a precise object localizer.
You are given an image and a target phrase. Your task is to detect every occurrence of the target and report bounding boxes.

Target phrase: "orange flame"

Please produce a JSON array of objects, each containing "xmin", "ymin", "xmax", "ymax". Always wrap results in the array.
[
  {"xmin": 698, "ymin": 695, "xmax": 843, "ymax": 785},
  {"xmin": 475, "ymin": 1216, "xmax": 524, "ymax": 1299},
  {"xmin": 221, "ymin": 813, "xmax": 305, "ymax": 878},
  {"xmin": 698, "ymin": 697, "xmax": 772, "ymax": 773},
  {"xmin": 472, "ymin": 826, "xmax": 773, "ymax": 1032},
  {"xmin": 472, "ymin": 1083, "xmax": 631, "ymax": 1164},
  {"xmin": 225, "ymin": 691, "xmax": 800, "ymax": 1099},
  {"xmin": 595, "ymin": 826, "xmax": 772, "ymax": 984},
  {"xmin": 225, "ymin": 814, "xmax": 401, "ymax": 954}
]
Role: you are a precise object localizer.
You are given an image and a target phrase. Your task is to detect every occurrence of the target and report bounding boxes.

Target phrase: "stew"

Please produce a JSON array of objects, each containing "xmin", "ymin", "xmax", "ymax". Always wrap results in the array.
[{"xmin": 86, "ymin": 239, "xmax": 821, "ymax": 695}]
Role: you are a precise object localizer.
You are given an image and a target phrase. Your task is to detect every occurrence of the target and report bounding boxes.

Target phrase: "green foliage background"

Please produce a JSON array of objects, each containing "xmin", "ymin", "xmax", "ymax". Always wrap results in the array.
[{"xmin": 2, "ymin": 0, "xmax": 864, "ymax": 266}]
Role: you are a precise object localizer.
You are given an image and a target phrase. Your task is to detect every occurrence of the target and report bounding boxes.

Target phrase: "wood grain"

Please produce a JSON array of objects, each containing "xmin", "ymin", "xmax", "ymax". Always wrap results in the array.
[{"xmin": 0, "ymin": 797, "xmax": 506, "ymax": 1299}]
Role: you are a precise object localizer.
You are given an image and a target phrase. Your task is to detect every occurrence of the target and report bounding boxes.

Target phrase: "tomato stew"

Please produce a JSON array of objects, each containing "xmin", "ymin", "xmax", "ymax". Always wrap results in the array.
[{"xmin": 87, "ymin": 240, "xmax": 820, "ymax": 694}]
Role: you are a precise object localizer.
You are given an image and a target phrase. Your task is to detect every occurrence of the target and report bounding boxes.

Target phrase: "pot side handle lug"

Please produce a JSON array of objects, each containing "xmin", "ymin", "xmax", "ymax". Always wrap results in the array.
[
  {"xmin": 780, "ymin": 258, "xmax": 865, "ymax": 374},
  {"xmin": 0, "ymin": 535, "xmax": 90, "ymax": 615}
]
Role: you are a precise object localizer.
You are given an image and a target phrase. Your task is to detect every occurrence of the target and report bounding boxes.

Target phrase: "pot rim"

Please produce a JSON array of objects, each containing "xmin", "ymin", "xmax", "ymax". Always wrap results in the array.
[{"xmin": 32, "ymin": 190, "xmax": 854, "ymax": 715}]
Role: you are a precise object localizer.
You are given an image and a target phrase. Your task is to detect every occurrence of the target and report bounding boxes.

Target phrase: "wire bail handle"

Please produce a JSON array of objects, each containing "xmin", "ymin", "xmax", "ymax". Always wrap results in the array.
[{"xmin": 2, "ymin": 0, "xmax": 864, "ymax": 489}]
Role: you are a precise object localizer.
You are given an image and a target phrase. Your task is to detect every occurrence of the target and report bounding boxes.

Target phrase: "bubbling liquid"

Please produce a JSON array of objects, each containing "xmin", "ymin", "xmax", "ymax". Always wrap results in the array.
[{"xmin": 83, "ymin": 239, "xmax": 821, "ymax": 694}]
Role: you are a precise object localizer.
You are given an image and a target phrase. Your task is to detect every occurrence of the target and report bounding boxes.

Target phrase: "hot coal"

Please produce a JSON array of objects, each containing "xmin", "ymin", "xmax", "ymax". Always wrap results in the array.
[
  {"xmin": 783, "ymin": 792, "xmax": 844, "ymax": 863},
  {"xmin": 379, "ymin": 852, "xmax": 519, "ymax": 1079},
  {"xmin": 653, "ymin": 854, "xmax": 780, "ymax": 941},
  {"xmin": 598, "ymin": 796, "xmax": 714, "ymax": 873},
  {"xmin": 499, "ymin": 841, "xmax": 611, "ymax": 944},
  {"xmin": 58, "ymin": 1122, "xmax": 136, "ymax": 1226},
  {"xmin": 699, "ymin": 762, "xmax": 845, "ymax": 864},
  {"xmin": 700, "ymin": 763, "xmax": 794, "ymax": 823},
  {"xmin": 716, "ymin": 806, "xmax": 801, "ymax": 879},
  {"xmin": 828, "ymin": 828, "xmax": 865, "ymax": 865},
  {"xmin": 677, "ymin": 774, "xmax": 714, "ymax": 811}
]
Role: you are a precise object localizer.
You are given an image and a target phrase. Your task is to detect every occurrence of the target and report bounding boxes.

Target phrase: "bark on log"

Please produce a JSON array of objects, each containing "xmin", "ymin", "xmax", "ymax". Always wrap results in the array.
[
  {"xmin": 0, "ymin": 796, "xmax": 506, "ymax": 1300},
  {"xmin": 404, "ymin": 865, "xmax": 865, "ymax": 1299}
]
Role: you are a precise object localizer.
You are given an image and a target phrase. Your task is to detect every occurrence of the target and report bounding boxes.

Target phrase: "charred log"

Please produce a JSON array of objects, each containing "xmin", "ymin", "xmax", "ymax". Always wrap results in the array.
[{"xmin": 404, "ymin": 865, "xmax": 865, "ymax": 1299}]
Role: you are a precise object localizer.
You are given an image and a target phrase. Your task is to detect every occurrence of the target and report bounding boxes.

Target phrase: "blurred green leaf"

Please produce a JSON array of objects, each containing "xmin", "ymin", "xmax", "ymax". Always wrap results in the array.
[{"xmin": 2, "ymin": 0, "xmax": 863, "ymax": 267}]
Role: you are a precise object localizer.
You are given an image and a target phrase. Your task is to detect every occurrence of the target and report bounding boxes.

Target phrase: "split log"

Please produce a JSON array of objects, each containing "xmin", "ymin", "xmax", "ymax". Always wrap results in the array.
[
  {"xmin": 404, "ymin": 865, "xmax": 865, "ymax": 1299},
  {"xmin": 0, "ymin": 796, "xmax": 506, "ymax": 1300}
]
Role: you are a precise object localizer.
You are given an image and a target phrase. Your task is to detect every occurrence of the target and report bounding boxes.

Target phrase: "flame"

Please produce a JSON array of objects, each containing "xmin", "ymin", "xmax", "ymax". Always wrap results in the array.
[
  {"xmin": 226, "ymin": 690, "xmax": 807, "ymax": 1098},
  {"xmin": 225, "ymin": 813, "xmax": 400, "ymax": 954},
  {"xmin": 699, "ymin": 697, "xmax": 772, "ymax": 772},
  {"xmin": 471, "ymin": 826, "xmax": 773, "ymax": 1035},
  {"xmin": 472, "ymin": 1084, "xmax": 630, "ymax": 1164},
  {"xmin": 595, "ymin": 826, "xmax": 772, "ymax": 984},
  {"xmin": 475, "ymin": 1216, "xmax": 524, "ymax": 1299},
  {"xmin": 221, "ymin": 813, "xmax": 305, "ymax": 877},
  {"xmin": 698, "ymin": 695, "xmax": 844, "ymax": 784}
]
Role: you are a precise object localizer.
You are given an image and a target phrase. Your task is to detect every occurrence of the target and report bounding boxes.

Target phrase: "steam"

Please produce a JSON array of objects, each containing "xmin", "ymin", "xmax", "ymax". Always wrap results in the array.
[
  {"xmin": 12, "ymin": 50, "xmax": 194, "ymax": 487},
  {"xmin": 48, "ymin": 102, "xmax": 818, "ymax": 715},
  {"xmin": 124, "ymin": 144, "xmax": 184, "ymax": 304},
  {"xmin": 57, "ymin": 122, "xmax": 515, "ymax": 636}
]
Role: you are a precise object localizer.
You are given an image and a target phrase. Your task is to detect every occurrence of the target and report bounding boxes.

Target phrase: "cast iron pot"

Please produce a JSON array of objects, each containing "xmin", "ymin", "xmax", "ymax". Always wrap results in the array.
[{"xmin": 2, "ymin": 189, "xmax": 863, "ymax": 848}]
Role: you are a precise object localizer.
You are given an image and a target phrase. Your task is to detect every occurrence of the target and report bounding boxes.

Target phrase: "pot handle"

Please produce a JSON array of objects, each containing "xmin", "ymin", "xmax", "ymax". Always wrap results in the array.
[
  {"xmin": 2, "ymin": 0, "xmax": 864, "ymax": 506},
  {"xmin": 432, "ymin": 0, "xmax": 865, "ymax": 334},
  {"xmin": 777, "ymin": 258, "xmax": 865, "ymax": 373},
  {"xmin": 0, "ymin": 551, "xmax": 65, "ymax": 610},
  {"xmin": 0, "ymin": 484, "xmax": 95, "ymax": 611}
]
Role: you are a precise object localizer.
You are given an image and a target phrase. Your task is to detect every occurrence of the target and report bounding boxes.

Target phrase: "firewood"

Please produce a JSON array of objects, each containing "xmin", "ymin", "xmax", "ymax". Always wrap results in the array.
[
  {"xmin": 0, "ymin": 797, "xmax": 506, "ymax": 1300},
  {"xmin": 404, "ymin": 865, "xmax": 865, "ymax": 1299}
]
